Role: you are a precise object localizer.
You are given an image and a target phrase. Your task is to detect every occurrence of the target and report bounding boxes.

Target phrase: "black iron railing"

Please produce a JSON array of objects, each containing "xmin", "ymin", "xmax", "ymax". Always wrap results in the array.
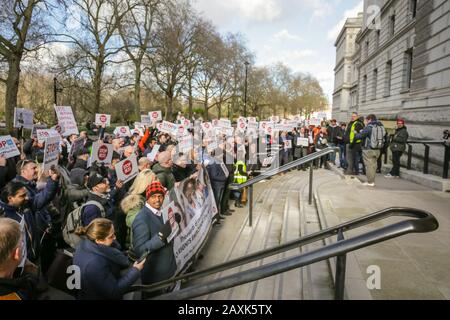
[
  {"xmin": 406, "ymin": 140, "xmax": 449, "ymax": 179},
  {"xmin": 129, "ymin": 207, "xmax": 438, "ymax": 300}
]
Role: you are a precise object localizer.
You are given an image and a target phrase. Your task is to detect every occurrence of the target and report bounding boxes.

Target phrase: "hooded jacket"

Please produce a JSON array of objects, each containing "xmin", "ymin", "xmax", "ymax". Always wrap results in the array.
[
  {"xmin": 73, "ymin": 239, "xmax": 140, "ymax": 300},
  {"xmin": 152, "ymin": 163, "xmax": 175, "ymax": 190}
]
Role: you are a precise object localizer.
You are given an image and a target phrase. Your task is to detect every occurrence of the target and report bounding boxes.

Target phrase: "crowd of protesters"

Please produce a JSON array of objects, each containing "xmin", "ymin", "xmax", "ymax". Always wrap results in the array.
[{"xmin": 0, "ymin": 111, "xmax": 410, "ymax": 300}]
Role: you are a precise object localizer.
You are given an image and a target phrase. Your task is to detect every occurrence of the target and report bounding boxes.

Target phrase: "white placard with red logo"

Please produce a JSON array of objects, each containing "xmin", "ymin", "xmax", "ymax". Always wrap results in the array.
[
  {"xmin": 14, "ymin": 108, "xmax": 34, "ymax": 129},
  {"xmin": 201, "ymin": 122, "xmax": 213, "ymax": 133},
  {"xmin": 0, "ymin": 136, "xmax": 20, "ymax": 159},
  {"xmin": 219, "ymin": 119, "xmax": 231, "ymax": 128},
  {"xmin": 36, "ymin": 129, "xmax": 60, "ymax": 144},
  {"xmin": 115, "ymin": 154, "xmax": 139, "ymax": 183},
  {"xmin": 31, "ymin": 124, "xmax": 47, "ymax": 138},
  {"xmin": 247, "ymin": 122, "xmax": 258, "ymax": 131},
  {"xmin": 95, "ymin": 114, "xmax": 111, "ymax": 126},
  {"xmin": 178, "ymin": 136, "xmax": 193, "ymax": 153},
  {"xmin": 270, "ymin": 116, "xmax": 280, "ymax": 123},
  {"xmin": 159, "ymin": 121, "xmax": 179, "ymax": 136},
  {"xmin": 114, "ymin": 126, "xmax": 131, "ymax": 137},
  {"xmin": 247, "ymin": 117, "xmax": 257, "ymax": 123},
  {"xmin": 183, "ymin": 119, "xmax": 192, "ymax": 128},
  {"xmin": 147, "ymin": 144, "xmax": 161, "ymax": 162},
  {"xmin": 237, "ymin": 121, "xmax": 247, "ymax": 132},
  {"xmin": 149, "ymin": 110, "xmax": 163, "ymax": 121},
  {"xmin": 43, "ymin": 136, "xmax": 61, "ymax": 172},
  {"xmin": 264, "ymin": 124, "xmax": 274, "ymax": 135},
  {"xmin": 91, "ymin": 142, "xmax": 114, "ymax": 165},
  {"xmin": 132, "ymin": 127, "xmax": 144, "ymax": 136},
  {"xmin": 54, "ymin": 106, "xmax": 79, "ymax": 136}
]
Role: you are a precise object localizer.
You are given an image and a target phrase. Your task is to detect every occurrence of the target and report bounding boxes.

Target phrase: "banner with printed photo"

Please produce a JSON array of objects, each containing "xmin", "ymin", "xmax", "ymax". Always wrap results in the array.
[
  {"xmin": 161, "ymin": 166, "xmax": 218, "ymax": 273},
  {"xmin": 31, "ymin": 124, "xmax": 47, "ymax": 138},
  {"xmin": 14, "ymin": 108, "xmax": 34, "ymax": 129},
  {"xmin": 95, "ymin": 114, "xmax": 111, "ymax": 126},
  {"xmin": 54, "ymin": 106, "xmax": 79, "ymax": 136},
  {"xmin": 43, "ymin": 136, "xmax": 60, "ymax": 172},
  {"xmin": 0, "ymin": 136, "xmax": 20, "ymax": 159}
]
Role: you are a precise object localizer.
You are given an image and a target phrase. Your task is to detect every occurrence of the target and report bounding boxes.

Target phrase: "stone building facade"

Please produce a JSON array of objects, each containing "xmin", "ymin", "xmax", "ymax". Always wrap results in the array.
[{"xmin": 333, "ymin": 0, "xmax": 450, "ymax": 175}]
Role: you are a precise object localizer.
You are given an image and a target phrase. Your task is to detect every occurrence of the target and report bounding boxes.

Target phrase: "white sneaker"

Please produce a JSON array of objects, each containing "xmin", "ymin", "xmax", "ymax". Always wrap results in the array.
[
  {"xmin": 362, "ymin": 182, "xmax": 375, "ymax": 187},
  {"xmin": 385, "ymin": 174, "xmax": 394, "ymax": 178}
]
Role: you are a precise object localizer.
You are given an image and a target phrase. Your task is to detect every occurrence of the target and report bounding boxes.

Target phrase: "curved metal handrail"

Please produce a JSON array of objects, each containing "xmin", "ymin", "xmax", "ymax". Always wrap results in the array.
[
  {"xmin": 128, "ymin": 207, "xmax": 438, "ymax": 296},
  {"xmin": 149, "ymin": 207, "xmax": 438, "ymax": 300}
]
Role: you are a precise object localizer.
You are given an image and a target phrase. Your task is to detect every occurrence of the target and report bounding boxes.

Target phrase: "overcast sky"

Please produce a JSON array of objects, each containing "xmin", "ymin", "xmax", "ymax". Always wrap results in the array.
[{"xmin": 193, "ymin": 0, "xmax": 364, "ymax": 105}]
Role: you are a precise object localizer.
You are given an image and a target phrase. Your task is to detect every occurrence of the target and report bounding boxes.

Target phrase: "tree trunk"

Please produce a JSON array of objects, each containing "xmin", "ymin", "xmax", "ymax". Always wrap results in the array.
[
  {"xmin": 5, "ymin": 55, "xmax": 21, "ymax": 132},
  {"xmin": 188, "ymin": 79, "xmax": 193, "ymax": 120},
  {"xmin": 218, "ymin": 103, "xmax": 221, "ymax": 119},
  {"xmin": 204, "ymin": 92, "xmax": 209, "ymax": 121},
  {"xmin": 134, "ymin": 61, "xmax": 142, "ymax": 120},
  {"xmin": 93, "ymin": 58, "xmax": 104, "ymax": 115},
  {"xmin": 166, "ymin": 93, "xmax": 173, "ymax": 121}
]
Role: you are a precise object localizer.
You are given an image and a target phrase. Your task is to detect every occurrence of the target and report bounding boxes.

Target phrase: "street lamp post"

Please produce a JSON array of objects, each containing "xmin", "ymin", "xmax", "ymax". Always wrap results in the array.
[{"xmin": 244, "ymin": 61, "xmax": 250, "ymax": 118}]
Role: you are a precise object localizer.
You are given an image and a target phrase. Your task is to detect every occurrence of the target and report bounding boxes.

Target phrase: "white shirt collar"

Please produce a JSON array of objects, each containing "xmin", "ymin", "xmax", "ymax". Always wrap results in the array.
[{"xmin": 145, "ymin": 202, "xmax": 161, "ymax": 217}]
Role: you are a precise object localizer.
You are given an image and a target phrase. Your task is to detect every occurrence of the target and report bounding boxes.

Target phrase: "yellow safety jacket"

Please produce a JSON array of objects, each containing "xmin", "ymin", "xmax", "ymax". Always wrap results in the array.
[
  {"xmin": 234, "ymin": 161, "xmax": 248, "ymax": 184},
  {"xmin": 350, "ymin": 121, "xmax": 362, "ymax": 144}
]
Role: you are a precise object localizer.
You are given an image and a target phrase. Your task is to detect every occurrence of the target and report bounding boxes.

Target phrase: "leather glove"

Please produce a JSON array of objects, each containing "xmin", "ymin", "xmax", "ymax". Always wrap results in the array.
[{"xmin": 158, "ymin": 221, "xmax": 172, "ymax": 243}]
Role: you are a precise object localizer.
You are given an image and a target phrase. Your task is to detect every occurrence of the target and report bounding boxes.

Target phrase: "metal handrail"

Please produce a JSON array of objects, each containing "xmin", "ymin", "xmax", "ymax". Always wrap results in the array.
[
  {"xmin": 227, "ymin": 147, "xmax": 339, "ymax": 227},
  {"xmin": 148, "ymin": 207, "xmax": 438, "ymax": 300},
  {"xmin": 405, "ymin": 140, "xmax": 449, "ymax": 178},
  {"xmin": 129, "ymin": 207, "xmax": 438, "ymax": 298},
  {"xmin": 229, "ymin": 147, "xmax": 339, "ymax": 190}
]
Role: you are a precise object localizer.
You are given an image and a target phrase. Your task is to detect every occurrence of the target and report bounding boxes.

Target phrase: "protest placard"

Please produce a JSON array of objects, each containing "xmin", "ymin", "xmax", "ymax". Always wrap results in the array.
[
  {"xmin": 0, "ymin": 136, "xmax": 20, "ymax": 159},
  {"xmin": 149, "ymin": 110, "xmax": 163, "ymax": 121},
  {"xmin": 297, "ymin": 137, "xmax": 310, "ymax": 147},
  {"xmin": 36, "ymin": 129, "xmax": 60, "ymax": 144},
  {"xmin": 284, "ymin": 140, "xmax": 292, "ymax": 149},
  {"xmin": 14, "ymin": 108, "xmax": 34, "ymax": 129},
  {"xmin": 309, "ymin": 118, "xmax": 322, "ymax": 126},
  {"xmin": 54, "ymin": 106, "xmax": 79, "ymax": 136},
  {"xmin": 147, "ymin": 144, "xmax": 161, "ymax": 162},
  {"xmin": 115, "ymin": 155, "xmax": 138, "ymax": 183},
  {"xmin": 43, "ymin": 136, "xmax": 60, "ymax": 172},
  {"xmin": 31, "ymin": 124, "xmax": 47, "ymax": 138},
  {"xmin": 95, "ymin": 114, "xmax": 111, "ymax": 126},
  {"xmin": 69, "ymin": 137, "xmax": 85, "ymax": 159},
  {"xmin": 114, "ymin": 126, "xmax": 131, "ymax": 137},
  {"xmin": 247, "ymin": 117, "xmax": 257, "ymax": 123},
  {"xmin": 91, "ymin": 141, "xmax": 114, "ymax": 165},
  {"xmin": 159, "ymin": 121, "xmax": 179, "ymax": 136},
  {"xmin": 141, "ymin": 115, "xmax": 152, "ymax": 125}
]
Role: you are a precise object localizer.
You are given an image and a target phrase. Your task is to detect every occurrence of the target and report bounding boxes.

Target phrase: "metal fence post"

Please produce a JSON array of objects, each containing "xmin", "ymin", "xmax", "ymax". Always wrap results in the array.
[
  {"xmin": 443, "ymin": 144, "xmax": 449, "ymax": 179},
  {"xmin": 248, "ymin": 185, "xmax": 253, "ymax": 227},
  {"xmin": 309, "ymin": 162, "xmax": 314, "ymax": 205},
  {"xmin": 335, "ymin": 229, "xmax": 347, "ymax": 300},
  {"xmin": 423, "ymin": 144, "xmax": 430, "ymax": 174},
  {"xmin": 407, "ymin": 145, "xmax": 412, "ymax": 170}
]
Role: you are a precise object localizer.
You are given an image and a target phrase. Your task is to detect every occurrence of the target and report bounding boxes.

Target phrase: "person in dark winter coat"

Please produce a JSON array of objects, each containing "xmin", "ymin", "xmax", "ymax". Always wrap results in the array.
[
  {"xmin": 69, "ymin": 148, "xmax": 90, "ymax": 185},
  {"xmin": 152, "ymin": 151, "xmax": 175, "ymax": 190},
  {"xmin": 73, "ymin": 218, "xmax": 145, "ymax": 300},
  {"xmin": 205, "ymin": 153, "xmax": 228, "ymax": 218},
  {"xmin": 81, "ymin": 173, "xmax": 115, "ymax": 226},
  {"xmin": 386, "ymin": 119, "xmax": 409, "ymax": 178},
  {"xmin": 0, "ymin": 218, "xmax": 38, "ymax": 300},
  {"xmin": 132, "ymin": 182, "xmax": 177, "ymax": 292}
]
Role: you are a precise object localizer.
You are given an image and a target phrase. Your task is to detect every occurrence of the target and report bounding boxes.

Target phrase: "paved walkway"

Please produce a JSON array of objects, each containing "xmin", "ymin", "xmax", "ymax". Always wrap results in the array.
[{"xmin": 316, "ymin": 171, "xmax": 450, "ymax": 300}]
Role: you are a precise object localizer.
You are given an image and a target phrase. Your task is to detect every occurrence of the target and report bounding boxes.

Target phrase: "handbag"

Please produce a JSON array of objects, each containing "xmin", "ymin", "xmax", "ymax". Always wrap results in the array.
[{"xmin": 46, "ymin": 249, "xmax": 77, "ymax": 296}]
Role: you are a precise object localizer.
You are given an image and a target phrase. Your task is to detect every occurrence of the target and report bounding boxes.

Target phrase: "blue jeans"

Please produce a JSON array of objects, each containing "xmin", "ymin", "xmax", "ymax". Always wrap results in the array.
[
  {"xmin": 339, "ymin": 144, "xmax": 347, "ymax": 169},
  {"xmin": 329, "ymin": 143, "xmax": 337, "ymax": 163}
]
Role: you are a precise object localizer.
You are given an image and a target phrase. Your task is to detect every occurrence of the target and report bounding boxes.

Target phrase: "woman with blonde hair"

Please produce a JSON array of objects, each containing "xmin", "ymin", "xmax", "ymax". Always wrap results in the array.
[
  {"xmin": 73, "ymin": 218, "xmax": 146, "ymax": 300},
  {"xmin": 120, "ymin": 169, "xmax": 158, "ymax": 249}
]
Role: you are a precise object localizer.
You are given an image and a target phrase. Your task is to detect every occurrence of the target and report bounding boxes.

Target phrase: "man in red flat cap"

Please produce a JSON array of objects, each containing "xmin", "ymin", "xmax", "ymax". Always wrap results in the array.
[{"xmin": 386, "ymin": 119, "xmax": 409, "ymax": 178}]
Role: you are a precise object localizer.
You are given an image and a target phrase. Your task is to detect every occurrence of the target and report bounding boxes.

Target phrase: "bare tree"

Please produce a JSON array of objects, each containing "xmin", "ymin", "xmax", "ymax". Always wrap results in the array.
[
  {"xmin": 54, "ymin": 0, "xmax": 133, "ymax": 115},
  {"xmin": 145, "ymin": 1, "xmax": 195, "ymax": 121},
  {"xmin": 117, "ymin": 0, "xmax": 161, "ymax": 119},
  {"xmin": 0, "ymin": 0, "xmax": 50, "ymax": 131}
]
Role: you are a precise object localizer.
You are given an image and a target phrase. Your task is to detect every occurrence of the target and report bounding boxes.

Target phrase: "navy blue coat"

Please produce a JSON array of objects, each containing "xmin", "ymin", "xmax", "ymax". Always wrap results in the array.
[
  {"xmin": 73, "ymin": 239, "xmax": 140, "ymax": 300},
  {"xmin": 132, "ymin": 206, "xmax": 177, "ymax": 285}
]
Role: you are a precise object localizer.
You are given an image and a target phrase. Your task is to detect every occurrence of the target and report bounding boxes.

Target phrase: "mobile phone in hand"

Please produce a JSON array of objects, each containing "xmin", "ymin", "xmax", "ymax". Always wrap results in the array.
[{"xmin": 137, "ymin": 251, "xmax": 150, "ymax": 264}]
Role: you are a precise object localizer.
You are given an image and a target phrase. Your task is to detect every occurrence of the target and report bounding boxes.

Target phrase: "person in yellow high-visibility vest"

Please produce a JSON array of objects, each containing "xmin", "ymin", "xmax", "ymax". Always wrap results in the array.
[{"xmin": 233, "ymin": 160, "xmax": 248, "ymax": 208}]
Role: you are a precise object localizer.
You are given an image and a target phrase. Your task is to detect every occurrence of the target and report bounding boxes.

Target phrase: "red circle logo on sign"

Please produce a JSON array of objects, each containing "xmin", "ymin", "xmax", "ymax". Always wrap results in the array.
[
  {"xmin": 240, "ymin": 123, "xmax": 245, "ymax": 129},
  {"xmin": 120, "ymin": 127, "xmax": 126, "ymax": 133},
  {"xmin": 122, "ymin": 160, "xmax": 132, "ymax": 175},
  {"xmin": 204, "ymin": 123, "xmax": 209, "ymax": 129},
  {"xmin": 152, "ymin": 112, "xmax": 158, "ymax": 118},
  {"xmin": 100, "ymin": 115, "xmax": 107, "ymax": 123},
  {"xmin": 98, "ymin": 145, "xmax": 108, "ymax": 161}
]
